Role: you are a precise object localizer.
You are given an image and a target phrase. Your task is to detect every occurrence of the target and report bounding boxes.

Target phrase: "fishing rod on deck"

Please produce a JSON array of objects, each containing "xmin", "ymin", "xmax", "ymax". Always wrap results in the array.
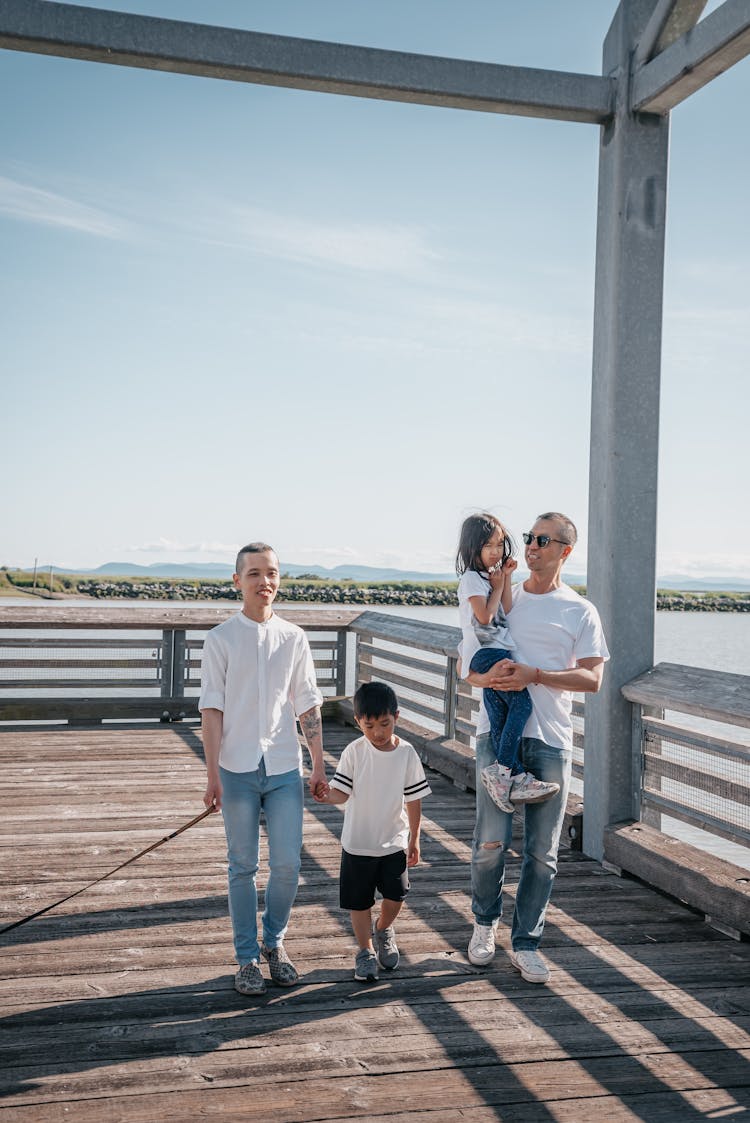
[
  {"xmin": 2, "ymin": 698, "xmax": 349, "ymax": 936},
  {"xmin": 0, "ymin": 804, "xmax": 217, "ymax": 937}
]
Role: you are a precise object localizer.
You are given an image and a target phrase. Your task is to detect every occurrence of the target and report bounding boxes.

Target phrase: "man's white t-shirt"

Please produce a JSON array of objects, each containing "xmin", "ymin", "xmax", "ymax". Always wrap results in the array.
[
  {"xmin": 466, "ymin": 582, "xmax": 609, "ymax": 751},
  {"xmin": 199, "ymin": 611, "xmax": 323, "ymax": 774},
  {"xmin": 330, "ymin": 736, "xmax": 432, "ymax": 856}
]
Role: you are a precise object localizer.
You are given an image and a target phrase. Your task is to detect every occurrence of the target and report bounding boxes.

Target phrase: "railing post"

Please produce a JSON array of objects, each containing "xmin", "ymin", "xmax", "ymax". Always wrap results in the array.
[
  {"xmin": 445, "ymin": 656, "xmax": 458, "ymax": 740},
  {"xmin": 335, "ymin": 628, "xmax": 347, "ymax": 698},
  {"xmin": 172, "ymin": 630, "xmax": 187, "ymax": 697},
  {"xmin": 160, "ymin": 629, "xmax": 174, "ymax": 698}
]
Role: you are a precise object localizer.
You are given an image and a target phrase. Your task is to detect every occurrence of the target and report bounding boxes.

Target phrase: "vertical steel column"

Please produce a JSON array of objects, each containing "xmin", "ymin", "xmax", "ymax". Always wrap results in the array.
[{"xmin": 584, "ymin": 0, "xmax": 670, "ymax": 859}]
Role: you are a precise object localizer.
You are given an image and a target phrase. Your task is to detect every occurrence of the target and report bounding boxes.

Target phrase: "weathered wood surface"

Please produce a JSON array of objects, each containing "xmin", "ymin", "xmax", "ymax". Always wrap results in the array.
[
  {"xmin": 353, "ymin": 610, "xmax": 460, "ymax": 656},
  {"xmin": 0, "ymin": 605, "xmax": 363, "ymax": 630},
  {"xmin": 623, "ymin": 661, "xmax": 750, "ymax": 728},
  {"xmin": 605, "ymin": 821, "xmax": 750, "ymax": 937},
  {"xmin": 1, "ymin": 721, "xmax": 749, "ymax": 1120}
]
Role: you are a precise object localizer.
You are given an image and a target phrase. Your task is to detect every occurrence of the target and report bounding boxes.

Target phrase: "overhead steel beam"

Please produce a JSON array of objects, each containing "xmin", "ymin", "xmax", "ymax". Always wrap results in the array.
[
  {"xmin": 0, "ymin": 0, "xmax": 614, "ymax": 124},
  {"xmin": 632, "ymin": 0, "xmax": 750, "ymax": 113},
  {"xmin": 634, "ymin": 0, "xmax": 708, "ymax": 66}
]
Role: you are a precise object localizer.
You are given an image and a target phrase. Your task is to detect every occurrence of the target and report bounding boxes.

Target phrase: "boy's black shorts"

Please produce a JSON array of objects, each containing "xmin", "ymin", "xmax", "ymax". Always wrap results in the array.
[{"xmin": 339, "ymin": 848, "xmax": 410, "ymax": 911}]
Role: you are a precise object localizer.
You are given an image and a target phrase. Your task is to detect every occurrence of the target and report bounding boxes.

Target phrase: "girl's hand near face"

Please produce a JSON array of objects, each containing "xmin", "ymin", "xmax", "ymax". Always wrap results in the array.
[
  {"xmin": 488, "ymin": 564, "xmax": 506, "ymax": 590},
  {"xmin": 504, "ymin": 557, "xmax": 518, "ymax": 575}
]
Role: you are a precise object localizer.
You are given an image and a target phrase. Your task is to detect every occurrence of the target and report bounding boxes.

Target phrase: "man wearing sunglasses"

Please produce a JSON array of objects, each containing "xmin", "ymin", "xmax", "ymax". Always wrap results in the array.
[{"xmin": 465, "ymin": 512, "xmax": 609, "ymax": 984}]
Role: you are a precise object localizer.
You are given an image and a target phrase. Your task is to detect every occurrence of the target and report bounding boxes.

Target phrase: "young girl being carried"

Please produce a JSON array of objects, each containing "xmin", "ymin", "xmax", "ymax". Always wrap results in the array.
[{"xmin": 456, "ymin": 513, "xmax": 560, "ymax": 813}]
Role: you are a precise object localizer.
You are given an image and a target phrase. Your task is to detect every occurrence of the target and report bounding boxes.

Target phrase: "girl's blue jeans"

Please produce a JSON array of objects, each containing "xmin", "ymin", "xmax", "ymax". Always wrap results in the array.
[
  {"xmin": 471, "ymin": 732, "xmax": 571, "ymax": 950},
  {"xmin": 220, "ymin": 760, "xmax": 303, "ymax": 965},
  {"xmin": 469, "ymin": 647, "xmax": 533, "ymax": 773}
]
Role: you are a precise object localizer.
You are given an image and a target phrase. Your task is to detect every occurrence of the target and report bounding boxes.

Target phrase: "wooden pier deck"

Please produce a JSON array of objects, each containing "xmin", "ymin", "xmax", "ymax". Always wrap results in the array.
[{"xmin": 1, "ymin": 719, "xmax": 749, "ymax": 1121}]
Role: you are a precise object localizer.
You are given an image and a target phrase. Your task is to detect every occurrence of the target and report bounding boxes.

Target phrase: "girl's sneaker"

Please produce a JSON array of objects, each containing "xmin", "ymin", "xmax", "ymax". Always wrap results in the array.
[
  {"xmin": 510, "ymin": 771, "xmax": 560, "ymax": 805},
  {"xmin": 480, "ymin": 762, "xmax": 514, "ymax": 812}
]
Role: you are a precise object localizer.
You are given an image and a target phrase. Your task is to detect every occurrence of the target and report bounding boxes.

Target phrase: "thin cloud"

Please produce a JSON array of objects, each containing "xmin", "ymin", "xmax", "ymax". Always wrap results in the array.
[
  {"xmin": 222, "ymin": 204, "xmax": 441, "ymax": 276},
  {"xmin": 658, "ymin": 553, "xmax": 750, "ymax": 580},
  {"xmin": 0, "ymin": 174, "xmax": 127, "ymax": 239},
  {"xmin": 126, "ymin": 539, "xmax": 239, "ymax": 555}
]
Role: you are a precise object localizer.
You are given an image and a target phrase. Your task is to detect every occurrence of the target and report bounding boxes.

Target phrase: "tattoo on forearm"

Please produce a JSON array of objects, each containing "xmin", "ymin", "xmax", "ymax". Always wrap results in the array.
[{"xmin": 300, "ymin": 709, "xmax": 322, "ymax": 744}]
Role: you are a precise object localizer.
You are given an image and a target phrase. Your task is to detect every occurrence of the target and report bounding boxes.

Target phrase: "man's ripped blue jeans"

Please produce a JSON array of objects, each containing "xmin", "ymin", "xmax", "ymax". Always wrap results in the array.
[{"xmin": 471, "ymin": 732, "xmax": 571, "ymax": 950}]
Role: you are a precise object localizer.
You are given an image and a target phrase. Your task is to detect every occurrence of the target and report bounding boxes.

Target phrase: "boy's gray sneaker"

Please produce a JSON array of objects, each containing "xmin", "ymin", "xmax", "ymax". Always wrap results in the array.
[
  {"xmin": 372, "ymin": 921, "xmax": 399, "ymax": 970},
  {"xmin": 354, "ymin": 948, "xmax": 379, "ymax": 983},
  {"xmin": 510, "ymin": 771, "xmax": 560, "ymax": 805},
  {"xmin": 234, "ymin": 959, "xmax": 266, "ymax": 995},
  {"xmin": 480, "ymin": 762, "xmax": 514, "ymax": 813},
  {"xmin": 260, "ymin": 943, "xmax": 299, "ymax": 987},
  {"xmin": 468, "ymin": 919, "xmax": 499, "ymax": 966}
]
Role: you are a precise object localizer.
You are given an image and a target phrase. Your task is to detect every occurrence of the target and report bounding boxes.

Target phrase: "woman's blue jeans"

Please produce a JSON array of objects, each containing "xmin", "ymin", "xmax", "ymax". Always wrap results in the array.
[
  {"xmin": 469, "ymin": 647, "xmax": 533, "ymax": 773},
  {"xmin": 220, "ymin": 760, "xmax": 304, "ymax": 965},
  {"xmin": 471, "ymin": 732, "xmax": 571, "ymax": 950}
]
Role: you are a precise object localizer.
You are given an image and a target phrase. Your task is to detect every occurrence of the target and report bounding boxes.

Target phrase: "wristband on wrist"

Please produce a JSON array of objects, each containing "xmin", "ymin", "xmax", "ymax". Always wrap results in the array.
[{"xmin": 534, "ymin": 667, "xmax": 542, "ymax": 685}]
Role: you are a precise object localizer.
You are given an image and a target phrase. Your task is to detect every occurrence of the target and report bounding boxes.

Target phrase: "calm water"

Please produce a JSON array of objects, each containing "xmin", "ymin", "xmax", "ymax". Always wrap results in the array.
[{"xmin": 279, "ymin": 601, "xmax": 750, "ymax": 677}]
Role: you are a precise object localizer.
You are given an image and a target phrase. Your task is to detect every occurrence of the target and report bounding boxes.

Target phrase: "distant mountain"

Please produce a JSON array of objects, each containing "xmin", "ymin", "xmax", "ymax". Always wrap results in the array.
[
  {"xmin": 13, "ymin": 561, "xmax": 750, "ymax": 591},
  {"xmin": 27, "ymin": 561, "xmax": 457, "ymax": 582},
  {"xmin": 656, "ymin": 574, "xmax": 750, "ymax": 592}
]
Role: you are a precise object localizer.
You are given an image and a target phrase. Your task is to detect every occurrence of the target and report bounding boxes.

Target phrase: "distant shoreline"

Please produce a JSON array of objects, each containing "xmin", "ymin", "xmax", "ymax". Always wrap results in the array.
[{"xmin": 2, "ymin": 571, "xmax": 748, "ymax": 613}]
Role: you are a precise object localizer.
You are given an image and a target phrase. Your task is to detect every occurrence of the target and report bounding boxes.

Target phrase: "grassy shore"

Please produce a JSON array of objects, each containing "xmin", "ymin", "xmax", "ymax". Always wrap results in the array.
[{"xmin": 3, "ymin": 569, "xmax": 748, "ymax": 612}]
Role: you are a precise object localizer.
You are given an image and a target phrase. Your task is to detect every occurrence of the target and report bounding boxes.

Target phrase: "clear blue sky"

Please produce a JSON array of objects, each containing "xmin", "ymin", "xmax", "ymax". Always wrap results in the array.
[{"xmin": 2, "ymin": 1, "xmax": 748, "ymax": 580}]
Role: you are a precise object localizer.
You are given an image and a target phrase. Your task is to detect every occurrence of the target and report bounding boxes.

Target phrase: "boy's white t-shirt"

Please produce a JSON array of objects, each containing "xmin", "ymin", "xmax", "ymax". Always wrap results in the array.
[
  {"xmin": 330, "ymin": 735, "xmax": 432, "ymax": 856},
  {"xmin": 457, "ymin": 569, "xmax": 516, "ymax": 673},
  {"xmin": 466, "ymin": 581, "xmax": 609, "ymax": 752}
]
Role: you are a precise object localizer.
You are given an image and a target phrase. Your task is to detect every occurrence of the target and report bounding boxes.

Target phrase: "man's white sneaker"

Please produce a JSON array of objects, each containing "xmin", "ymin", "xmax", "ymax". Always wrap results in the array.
[
  {"xmin": 480, "ymin": 762, "xmax": 514, "ymax": 813},
  {"xmin": 510, "ymin": 771, "xmax": 560, "ymax": 805},
  {"xmin": 468, "ymin": 920, "xmax": 499, "ymax": 966},
  {"xmin": 509, "ymin": 948, "xmax": 550, "ymax": 984}
]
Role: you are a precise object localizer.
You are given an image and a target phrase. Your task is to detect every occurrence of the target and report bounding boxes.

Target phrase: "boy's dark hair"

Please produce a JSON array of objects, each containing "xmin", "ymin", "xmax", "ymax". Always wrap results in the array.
[
  {"xmin": 455, "ymin": 513, "xmax": 514, "ymax": 576},
  {"xmin": 235, "ymin": 542, "xmax": 277, "ymax": 574},
  {"xmin": 353, "ymin": 681, "xmax": 399, "ymax": 719}
]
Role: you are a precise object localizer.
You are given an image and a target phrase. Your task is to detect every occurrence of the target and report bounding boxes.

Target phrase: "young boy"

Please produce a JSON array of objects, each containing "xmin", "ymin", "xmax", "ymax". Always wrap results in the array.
[
  {"xmin": 314, "ymin": 682, "xmax": 431, "ymax": 982},
  {"xmin": 199, "ymin": 542, "xmax": 327, "ymax": 996}
]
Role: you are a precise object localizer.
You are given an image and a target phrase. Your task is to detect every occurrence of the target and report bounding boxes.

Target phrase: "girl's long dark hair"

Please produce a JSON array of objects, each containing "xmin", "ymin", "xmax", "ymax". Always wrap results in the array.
[{"xmin": 455, "ymin": 513, "xmax": 514, "ymax": 576}]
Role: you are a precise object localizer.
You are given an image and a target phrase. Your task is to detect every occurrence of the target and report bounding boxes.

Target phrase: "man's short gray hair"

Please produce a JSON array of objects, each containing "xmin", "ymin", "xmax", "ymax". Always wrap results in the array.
[{"xmin": 537, "ymin": 512, "xmax": 577, "ymax": 546}]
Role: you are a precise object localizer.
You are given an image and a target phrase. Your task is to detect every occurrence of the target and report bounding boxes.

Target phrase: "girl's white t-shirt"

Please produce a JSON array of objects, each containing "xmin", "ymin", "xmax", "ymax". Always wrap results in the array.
[
  {"xmin": 330, "ymin": 736, "xmax": 432, "ymax": 856},
  {"xmin": 467, "ymin": 581, "xmax": 609, "ymax": 751}
]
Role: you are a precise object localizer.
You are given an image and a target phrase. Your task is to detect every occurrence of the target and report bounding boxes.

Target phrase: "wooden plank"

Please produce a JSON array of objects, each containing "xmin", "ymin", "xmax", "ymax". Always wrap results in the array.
[
  {"xmin": 644, "ymin": 749, "xmax": 750, "ymax": 807},
  {"xmin": 0, "ymin": 696, "xmax": 200, "ymax": 721},
  {"xmin": 0, "ymin": 605, "xmax": 364, "ymax": 630},
  {"xmin": 604, "ymin": 820, "xmax": 750, "ymax": 936},
  {"xmin": 358, "ymin": 660, "xmax": 446, "ymax": 701},
  {"xmin": 351, "ymin": 610, "xmax": 460, "ymax": 657},
  {"xmin": 644, "ymin": 716, "xmax": 750, "ymax": 762},
  {"xmin": 622, "ymin": 662, "xmax": 750, "ymax": 728},
  {"xmin": 358, "ymin": 642, "xmax": 446, "ymax": 678}
]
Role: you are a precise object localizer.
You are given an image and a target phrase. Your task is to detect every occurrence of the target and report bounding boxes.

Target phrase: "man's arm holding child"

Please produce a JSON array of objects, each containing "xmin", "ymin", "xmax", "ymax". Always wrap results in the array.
[
  {"xmin": 470, "ymin": 656, "xmax": 605, "ymax": 694},
  {"xmin": 299, "ymin": 707, "xmax": 328, "ymax": 797},
  {"xmin": 202, "ymin": 707, "xmax": 224, "ymax": 812},
  {"xmin": 406, "ymin": 799, "xmax": 422, "ymax": 867}
]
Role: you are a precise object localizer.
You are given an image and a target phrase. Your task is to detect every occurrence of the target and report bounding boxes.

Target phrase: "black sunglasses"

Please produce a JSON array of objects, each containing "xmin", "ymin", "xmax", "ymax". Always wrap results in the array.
[{"xmin": 522, "ymin": 532, "xmax": 568, "ymax": 548}]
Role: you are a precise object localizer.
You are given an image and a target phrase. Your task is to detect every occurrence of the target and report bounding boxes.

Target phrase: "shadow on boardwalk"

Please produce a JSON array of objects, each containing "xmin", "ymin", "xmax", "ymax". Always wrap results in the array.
[{"xmin": 1, "ymin": 720, "xmax": 749, "ymax": 1120}]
